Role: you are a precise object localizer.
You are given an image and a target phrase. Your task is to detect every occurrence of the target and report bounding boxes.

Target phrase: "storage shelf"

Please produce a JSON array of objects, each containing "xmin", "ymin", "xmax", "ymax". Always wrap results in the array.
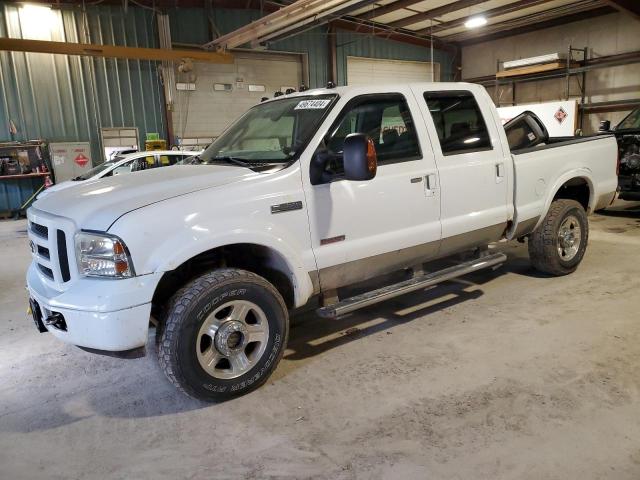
[
  {"xmin": 495, "ymin": 61, "xmax": 579, "ymax": 79},
  {"xmin": 0, "ymin": 173, "xmax": 49, "ymax": 180}
]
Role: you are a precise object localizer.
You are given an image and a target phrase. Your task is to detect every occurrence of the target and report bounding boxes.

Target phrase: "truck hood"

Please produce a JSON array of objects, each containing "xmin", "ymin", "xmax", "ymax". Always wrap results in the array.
[{"xmin": 32, "ymin": 165, "xmax": 256, "ymax": 230}]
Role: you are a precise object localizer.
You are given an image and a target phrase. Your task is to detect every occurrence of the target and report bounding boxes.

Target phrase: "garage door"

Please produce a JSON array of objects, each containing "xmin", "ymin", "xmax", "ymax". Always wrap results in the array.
[
  {"xmin": 346, "ymin": 56, "xmax": 440, "ymax": 86},
  {"xmin": 172, "ymin": 52, "xmax": 303, "ymax": 146}
]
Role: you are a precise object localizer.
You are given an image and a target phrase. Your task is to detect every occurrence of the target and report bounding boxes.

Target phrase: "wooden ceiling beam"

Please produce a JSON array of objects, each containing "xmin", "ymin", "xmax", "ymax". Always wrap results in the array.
[
  {"xmin": 386, "ymin": 0, "xmax": 490, "ymax": 29},
  {"xmin": 456, "ymin": 6, "xmax": 615, "ymax": 45},
  {"xmin": 413, "ymin": 0, "xmax": 554, "ymax": 34},
  {"xmin": 0, "ymin": 37, "xmax": 234, "ymax": 63},
  {"xmin": 356, "ymin": 0, "xmax": 428, "ymax": 21},
  {"xmin": 330, "ymin": 18, "xmax": 457, "ymax": 52}
]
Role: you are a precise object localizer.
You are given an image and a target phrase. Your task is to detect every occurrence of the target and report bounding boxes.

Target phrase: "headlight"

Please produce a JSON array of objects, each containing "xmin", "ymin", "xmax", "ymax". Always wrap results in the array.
[{"xmin": 75, "ymin": 232, "xmax": 135, "ymax": 278}]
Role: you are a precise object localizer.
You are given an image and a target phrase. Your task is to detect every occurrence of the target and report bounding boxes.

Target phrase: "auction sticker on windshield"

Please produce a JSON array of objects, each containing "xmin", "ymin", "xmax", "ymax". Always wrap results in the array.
[{"xmin": 295, "ymin": 99, "xmax": 331, "ymax": 110}]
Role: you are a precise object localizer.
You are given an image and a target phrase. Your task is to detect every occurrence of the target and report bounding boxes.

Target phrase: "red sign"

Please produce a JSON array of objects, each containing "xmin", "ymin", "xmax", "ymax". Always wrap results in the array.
[
  {"xmin": 554, "ymin": 107, "xmax": 568, "ymax": 124},
  {"xmin": 74, "ymin": 153, "xmax": 89, "ymax": 167}
]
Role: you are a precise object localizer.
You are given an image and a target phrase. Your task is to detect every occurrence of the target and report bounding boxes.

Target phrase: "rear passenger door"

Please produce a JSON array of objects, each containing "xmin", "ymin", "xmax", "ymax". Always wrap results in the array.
[{"xmin": 417, "ymin": 89, "xmax": 509, "ymax": 255}]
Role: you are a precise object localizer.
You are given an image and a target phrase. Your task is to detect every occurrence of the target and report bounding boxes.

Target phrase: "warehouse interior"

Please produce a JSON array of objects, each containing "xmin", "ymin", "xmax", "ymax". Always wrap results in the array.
[{"xmin": 1, "ymin": 1, "xmax": 639, "ymax": 478}]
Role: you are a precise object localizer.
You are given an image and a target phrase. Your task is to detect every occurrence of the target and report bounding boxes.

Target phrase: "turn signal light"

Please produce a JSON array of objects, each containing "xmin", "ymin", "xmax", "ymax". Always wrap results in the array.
[{"xmin": 366, "ymin": 138, "xmax": 377, "ymax": 176}]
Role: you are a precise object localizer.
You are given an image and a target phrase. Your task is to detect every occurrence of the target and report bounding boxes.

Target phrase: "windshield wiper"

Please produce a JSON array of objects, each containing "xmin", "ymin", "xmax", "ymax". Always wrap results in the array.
[{"xmin": 208, "ymin": 155, "xmax": 253, "ymax": 168}]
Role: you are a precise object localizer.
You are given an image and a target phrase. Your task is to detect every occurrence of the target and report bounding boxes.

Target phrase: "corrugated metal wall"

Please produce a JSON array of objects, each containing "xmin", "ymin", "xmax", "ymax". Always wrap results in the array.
[
  {"xmin": 169, "ymin": 8, "xmax": 453, "ymax": 89},
  {"xmin": 0, "ymin": 2, "xmax": 165, "ymax": 163},
  {"xmin": 336, "ymin": 31, "xmax": 455, "ymax": 85},
  {"xmin": 0, "ymin": 3, "xmax": 455, "ymax": 164},
  {"xmin": 169, "ymin": 7, "xmax": 328, "ymax": 89}
]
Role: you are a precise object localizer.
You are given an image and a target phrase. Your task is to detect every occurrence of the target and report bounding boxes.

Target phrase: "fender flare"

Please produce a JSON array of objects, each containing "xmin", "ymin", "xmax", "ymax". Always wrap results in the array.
[
  {"xmin": 150, "ymin": 230, "xmax": 315, "ymax": 308},
  {"xmin": 534, "ymin": 168, "xmax": 595, "ymax": 231}
]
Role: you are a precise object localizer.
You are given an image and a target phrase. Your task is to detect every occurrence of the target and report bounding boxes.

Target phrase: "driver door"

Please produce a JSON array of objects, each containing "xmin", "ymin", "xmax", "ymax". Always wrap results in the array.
[{"xmin": 302, "ymin": 89, "xmax": 442, "ymax": 290}]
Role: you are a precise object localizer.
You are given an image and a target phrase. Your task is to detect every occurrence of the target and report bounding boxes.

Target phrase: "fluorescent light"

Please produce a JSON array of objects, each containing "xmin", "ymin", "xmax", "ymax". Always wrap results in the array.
[
  {"xmin": 19, "ymin": 4, "xmax": 56, "ymax": 40},
  {"xmin": 464, "ymin": 16, "xmax": 487, "ymax": 29}
]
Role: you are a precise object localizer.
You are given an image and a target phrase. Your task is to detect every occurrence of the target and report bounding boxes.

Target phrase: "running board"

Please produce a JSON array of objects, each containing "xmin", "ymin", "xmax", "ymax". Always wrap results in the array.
[{"xmin": 316, "ymin": 252, "xmax": 507, "ymax": 319}]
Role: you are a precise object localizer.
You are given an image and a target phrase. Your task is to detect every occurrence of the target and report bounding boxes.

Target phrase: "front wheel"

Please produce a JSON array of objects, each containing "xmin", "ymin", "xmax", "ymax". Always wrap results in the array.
[
  {"xmin": 528, "ymin": 199, "xmax": 589, "ymax": 276},
  {"xmin": 157, "ymin": 269, "xmax": 289, "ymax": 401}
]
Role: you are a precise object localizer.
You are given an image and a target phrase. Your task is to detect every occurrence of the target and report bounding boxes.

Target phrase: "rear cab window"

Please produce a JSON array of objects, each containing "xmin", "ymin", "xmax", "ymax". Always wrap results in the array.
[{"xmin": 423, "ymin": 91, "xmax": 492, "ymax": 155}]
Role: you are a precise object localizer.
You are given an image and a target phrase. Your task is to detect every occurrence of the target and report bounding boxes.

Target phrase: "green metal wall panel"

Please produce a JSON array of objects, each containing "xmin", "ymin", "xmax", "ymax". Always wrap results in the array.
[
  {"xmin": 0, "ymin": 3, "xmax": 455, "ymax": 168},
  {"xmin": 269, "ymin": 27, "xmax": 329, "ymax": 90},
  {"xmin": 169, "ymin": 7, "xmax": 456, "ymax": 89},
  {"xmin": 0, "ymin": 3, "xmax": 165, "ymax": 164},
  {"xmin": 169, "ymin": 7, "xmax": 328, "ymax": 89},
  {"xmin": 169, "ymin": 8, "xmax": 454, "ymax": 89}
]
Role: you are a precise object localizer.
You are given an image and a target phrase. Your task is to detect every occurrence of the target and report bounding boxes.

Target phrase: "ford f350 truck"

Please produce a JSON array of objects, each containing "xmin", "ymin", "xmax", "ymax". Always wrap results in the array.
[{"xmin": 26, "ymin": 83, "xmax": 618, "ymax": 401}]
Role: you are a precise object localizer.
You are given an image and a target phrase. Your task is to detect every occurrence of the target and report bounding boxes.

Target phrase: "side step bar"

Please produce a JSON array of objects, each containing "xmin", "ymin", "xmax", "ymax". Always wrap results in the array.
[{"xmin": 316, "ymin": 252, "xmax": 507, "ymax": 318}]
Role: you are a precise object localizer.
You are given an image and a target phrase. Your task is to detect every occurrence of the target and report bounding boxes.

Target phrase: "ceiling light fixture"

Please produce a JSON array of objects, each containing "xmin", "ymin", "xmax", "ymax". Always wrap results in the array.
[
  {"xmin": 19, "ymin": 4, "xmax": 56, "ymax": 40},
  {"xmin": 464, "ymin": 16, "xmax": 487, "ymax": 29}
]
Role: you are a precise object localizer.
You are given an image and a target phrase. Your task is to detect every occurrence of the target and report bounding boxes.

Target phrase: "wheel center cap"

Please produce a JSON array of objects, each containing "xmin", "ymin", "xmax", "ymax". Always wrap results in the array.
[
  {"xmin": 560, "ymin": 231, "xmax": 574, "ymax": 248},
  {"xmin": 214, "ymin": 320, "xmax": 247, "ymax": 356}
]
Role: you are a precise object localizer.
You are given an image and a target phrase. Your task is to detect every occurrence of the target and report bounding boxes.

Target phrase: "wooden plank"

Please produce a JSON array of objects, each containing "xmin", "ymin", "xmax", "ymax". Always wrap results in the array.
[
  {"xmin": 0, "ymin": 173, "xmax": 49, "ymax": 180},
  {"xmin": 496, "ymin": 61, "xmax": 579, "ymax": 78},
  {"xmin": 0, "ymin": 38, "xmax": 234, "ymax": 64}
]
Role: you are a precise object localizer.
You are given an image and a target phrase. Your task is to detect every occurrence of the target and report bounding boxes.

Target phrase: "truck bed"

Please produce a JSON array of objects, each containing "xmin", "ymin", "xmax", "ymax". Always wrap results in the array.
[{"xmin": 510, "ymin": 134, "xmax": 618, "ymax": 237}]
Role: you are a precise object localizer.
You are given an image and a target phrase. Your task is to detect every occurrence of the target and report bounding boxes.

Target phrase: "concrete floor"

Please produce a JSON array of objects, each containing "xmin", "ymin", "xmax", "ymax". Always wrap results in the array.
[{"xmin": 1, "ymin": 202, "xmax": 639, "ymax": 480}]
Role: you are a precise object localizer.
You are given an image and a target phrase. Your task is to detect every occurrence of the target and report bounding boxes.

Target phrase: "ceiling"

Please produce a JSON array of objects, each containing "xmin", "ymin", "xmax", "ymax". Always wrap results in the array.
[
  {"xmin": 18, "ymin": 0, "xmax": 638, "ymax": 49},
  {"xmin": 339, "ymin": 0, "xmax": 625, "ymax": 46},
  {"xmin": 203, "ymin": 0, "xmax": 638, "ymax": 50}
]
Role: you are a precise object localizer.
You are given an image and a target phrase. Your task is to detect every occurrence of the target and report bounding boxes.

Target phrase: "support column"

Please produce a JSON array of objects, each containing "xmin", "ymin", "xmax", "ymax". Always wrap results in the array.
[{"xmin": 328, "ymin": 23, "xmax": 338, "ymax": 86}]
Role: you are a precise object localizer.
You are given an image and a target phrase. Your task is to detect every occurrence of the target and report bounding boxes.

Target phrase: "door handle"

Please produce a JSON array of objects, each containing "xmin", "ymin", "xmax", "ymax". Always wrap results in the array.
[
  {"xmin": 410, "ymin": 177, "xmax": 423, "ymax": 183},
  {"xmin": 495, "ymin": 162, "xmax": 505, "ymax": 183},
  {"xmin": 425, "ymin": 173, "xmax": 437, "ymax": 197}
]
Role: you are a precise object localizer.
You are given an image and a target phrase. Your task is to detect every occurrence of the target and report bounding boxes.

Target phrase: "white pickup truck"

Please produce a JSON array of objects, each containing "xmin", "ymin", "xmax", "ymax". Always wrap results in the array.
[{"xmin": 26, "ymin": 83, "xmax": 618, "ymax": 401}]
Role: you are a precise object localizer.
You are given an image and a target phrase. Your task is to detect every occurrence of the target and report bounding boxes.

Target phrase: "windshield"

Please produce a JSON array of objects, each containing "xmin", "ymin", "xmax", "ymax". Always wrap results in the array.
[
  {"xmin": 198, "ymin": 94, "xmax": 337, "ymax": 165},
  {"xmin": 617, "ymin": 109, "xmax": 640, "ymax": 130},
  {"xmin": 74, "ymin": 161, "xmax": 116, "ymax": 180}
]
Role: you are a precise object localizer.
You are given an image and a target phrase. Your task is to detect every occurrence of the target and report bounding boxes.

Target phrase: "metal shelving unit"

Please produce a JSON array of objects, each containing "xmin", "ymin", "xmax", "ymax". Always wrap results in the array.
[{"xmin": 493, "ymin": 46, "xmax": 588, "ymax": 128}]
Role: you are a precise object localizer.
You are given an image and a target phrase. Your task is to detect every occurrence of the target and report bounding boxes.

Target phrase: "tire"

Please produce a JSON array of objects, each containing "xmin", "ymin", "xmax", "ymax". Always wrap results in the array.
[
  {"xmin": 528, "ymin": 199, "xmax": 589, "ymax": 276},
  {"xmin": 157, "ymin": 268, "xmax": 288, "ymax": 401}
]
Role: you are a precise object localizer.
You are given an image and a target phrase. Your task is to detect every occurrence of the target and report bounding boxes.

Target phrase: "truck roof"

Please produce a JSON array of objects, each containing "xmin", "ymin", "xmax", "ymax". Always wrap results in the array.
[{"xmin": 264, "ymin": 82, "xmax": 483, "ymax": 102}]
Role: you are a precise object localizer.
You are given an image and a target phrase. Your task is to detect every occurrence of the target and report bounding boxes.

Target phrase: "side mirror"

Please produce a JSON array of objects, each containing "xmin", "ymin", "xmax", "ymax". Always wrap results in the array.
[
  {"xmin": 343, "ymin": 133, "xmax": 377, "ymax": 181},
  {"xmin": 599, "ymin": 120, "xmax": 611, "ymax": 132}
]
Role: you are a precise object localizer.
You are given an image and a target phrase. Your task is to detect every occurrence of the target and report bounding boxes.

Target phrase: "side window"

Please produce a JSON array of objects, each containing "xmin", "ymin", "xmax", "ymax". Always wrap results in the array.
[
  {"xmin": 159, "ymin": 154, "xmax": 178, "ymax": 166},
  {"xmin": 423, "ymin": 92, "xmax": 492, "ymax": 155},
  {"xmin": 129, "ymin": 156, "xmax": 155, "ymax": 171},
  {"xmin": 145, "ymin": 155, "xmax": 158, "ymax": 169},
  {"xmin": 321, "ymin": 95, "xmax": 421, "ymax": 176},
  {"xmin": 112, "ymin": 160, "xmax": 134, "ymax": 176}
]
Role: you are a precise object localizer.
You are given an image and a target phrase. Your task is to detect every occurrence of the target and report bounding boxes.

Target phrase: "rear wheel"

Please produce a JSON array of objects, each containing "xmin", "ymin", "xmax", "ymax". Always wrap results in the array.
[
  {"xmin": 157, "ymin": 268, "xmax": 288, "ymax": 401},
  {"xmin": 528, "ymin": 199, "xmax": 589, "ymax": 276}
]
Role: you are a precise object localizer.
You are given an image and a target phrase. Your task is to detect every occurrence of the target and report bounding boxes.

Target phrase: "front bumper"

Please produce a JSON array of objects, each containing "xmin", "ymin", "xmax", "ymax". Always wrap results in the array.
[{"xmin": 26, "ymin": 262, "xmax": 162, "ymax": 352}]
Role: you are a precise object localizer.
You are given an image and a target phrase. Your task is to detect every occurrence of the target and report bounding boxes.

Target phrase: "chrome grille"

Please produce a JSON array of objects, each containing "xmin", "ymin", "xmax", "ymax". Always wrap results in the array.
[
  {"xmin": 57, "ymin": 230, "xmax": 71, "ymax": 282},
  {"xmin": 30, "ymin": 221, "xmax": 48, "ymax": 239},
  {"xmin": 37, "ymin": 245, "xmax": 50, "ymax": 260},
  {"xmin": 38, "ymin": 264, "xmax": 54, "ymax": 279}
]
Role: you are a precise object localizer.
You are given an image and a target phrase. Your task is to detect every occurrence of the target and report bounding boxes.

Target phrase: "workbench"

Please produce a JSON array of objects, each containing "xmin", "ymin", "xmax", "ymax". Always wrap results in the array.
[{"xmin": 0, "ymin": 173, "xmax": 48, "ymax": 218}]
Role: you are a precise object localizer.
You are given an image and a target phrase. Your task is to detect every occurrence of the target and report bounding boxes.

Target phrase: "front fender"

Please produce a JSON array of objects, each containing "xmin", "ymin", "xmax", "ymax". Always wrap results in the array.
[
  {"xmin": 108, "ymin": 186, "xmax": 317, "ymax": 308},
  {"xmin": 155, "ymin": 227, "xmax": 314, "ymax": 307}
]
